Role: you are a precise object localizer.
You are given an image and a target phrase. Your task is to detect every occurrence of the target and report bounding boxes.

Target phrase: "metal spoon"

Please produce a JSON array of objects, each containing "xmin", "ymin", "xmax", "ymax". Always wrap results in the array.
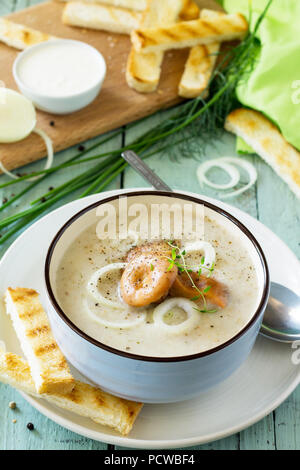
[{"xmin": 122, "ymin": 150, "xmax": 300, "ymax": 343}]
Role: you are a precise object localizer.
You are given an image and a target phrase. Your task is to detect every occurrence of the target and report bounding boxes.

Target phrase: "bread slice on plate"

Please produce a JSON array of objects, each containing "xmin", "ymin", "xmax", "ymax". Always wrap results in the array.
[
  {"xmin": 56, "ymin": 0, "xmax": 148, "ymax": 11},
  {"xmin": 0, "ymin": 18, "xmax": 56, "ymax": 50},
  {"xmin": 225, "ymin": 108, "xmax": 300, "ymax": 199},
  {"xmin": 179, "ymin": 9, "xmax": 224, "ymax": 99},
  {"xmin": 131, "ymin": 13, "xmax": 248, "ymax": 53},
  {"xmin": 0, "ymin": 349, "xmax": 142, "ymax": 435},
  {"xmin": 126, "ymin": 0, "xmax": 196, "ymax": 93},
  {"xmin": 62, "ymin": 2, "xmax": 142, "ymax": 34},
  {"xmin": 5, "ymin": 287, "xmax": 74, "ymax": 395}
]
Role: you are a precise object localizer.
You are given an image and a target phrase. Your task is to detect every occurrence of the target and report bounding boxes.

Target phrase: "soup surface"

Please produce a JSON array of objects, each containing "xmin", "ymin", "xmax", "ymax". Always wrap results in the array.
[{"xmin": 56, "ymin": 213, "xmax": 259, "ymax": 357}]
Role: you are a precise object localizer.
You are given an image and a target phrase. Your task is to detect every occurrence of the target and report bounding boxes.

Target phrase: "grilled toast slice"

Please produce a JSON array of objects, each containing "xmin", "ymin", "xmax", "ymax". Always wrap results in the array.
[
  {"xmin": 0, "ymin": 349, "xmax": 142, "ymax": 435},
  {"xmin": 62, "ymin": 2, "xmax": 142, "ymax": 34},
  {"xmin": 56, "ymin": 0, "xmax": 147, "ymax": 11},
  {"xmin": 126, "ymin": 0, "xmax": 193, "ymax": 93},
  {"xmin": 179, "ymin": 9, "xmax": 224, "ymax": 98},
  {"xmin": 225, "ymin": 108, "xmax": 300, "ymax": 199},
  {"xmin": 131, "ymin": 12, "xmax": 248, "ymax": 53},
  {"xmin": 5, "ymin": 288, "xmax": 74, "ymax": 395},
  {"xmin": 0, "ymin": 17, "xmax": 56, "ymax": 50}
]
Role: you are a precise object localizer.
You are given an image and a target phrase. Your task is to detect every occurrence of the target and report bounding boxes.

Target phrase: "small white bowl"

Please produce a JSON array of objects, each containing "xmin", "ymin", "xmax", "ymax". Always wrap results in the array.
[{"xmin": 13, "ymin": 39, "xmax": 106, "ymax": 115}]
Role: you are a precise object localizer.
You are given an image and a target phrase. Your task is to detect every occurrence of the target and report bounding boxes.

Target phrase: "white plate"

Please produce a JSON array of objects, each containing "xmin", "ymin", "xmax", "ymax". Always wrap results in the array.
[{"xmin": 1, "ymin": 189, "xmax": 300, "ymax": 449}]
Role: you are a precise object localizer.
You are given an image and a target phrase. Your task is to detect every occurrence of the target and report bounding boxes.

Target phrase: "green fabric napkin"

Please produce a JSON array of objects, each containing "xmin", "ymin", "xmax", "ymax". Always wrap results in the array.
[{"xmin": 217, "ymin": 0, "xmax": 300, "ymax": 153}]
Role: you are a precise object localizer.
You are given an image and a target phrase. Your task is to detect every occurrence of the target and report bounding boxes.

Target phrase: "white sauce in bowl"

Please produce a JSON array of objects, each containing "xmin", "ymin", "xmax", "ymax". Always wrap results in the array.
[{"xmin": 16, "ymin": 41, "xmax": 105, "ymax": 97}]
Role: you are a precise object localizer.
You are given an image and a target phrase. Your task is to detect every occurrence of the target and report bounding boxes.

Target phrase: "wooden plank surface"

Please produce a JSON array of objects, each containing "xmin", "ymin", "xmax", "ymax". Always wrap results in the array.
[{"xmin": 0, "ymin": 0, "xmax": 300, "ymax": 452}]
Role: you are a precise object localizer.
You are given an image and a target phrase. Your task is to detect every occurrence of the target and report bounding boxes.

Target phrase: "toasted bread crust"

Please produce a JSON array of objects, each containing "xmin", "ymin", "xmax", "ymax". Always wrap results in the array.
[
  {"xmin": 0, "ymin": 349, "xmax": 142, "ymax": 435},
  {"xmin": 5, "ymin": 288, "xmax": 74, "ymax": 395},
  {"xmin": 179, "ymin": 0, "xmax": 200, "ymax": 21},
  {"xmin": 179, "ymin": 10, "xmax": 224, "ymax": 99},
  {"xmin": 0, "ymin": 18, "xmax": 56, "ymax": 50},
  {"xmin": 179, "ymin": 42, "xmax": 218, "ymax": 98},
  {"xmin": 225, "ymin": 108, "xmax": 300, "ymax": 199},
  {"xmin": 126, "ymin": 0, "xmax": 189, "ymax": 93},
  {"xmin": 62, "ymin": 2, "xmax": 142, "ymax": 34},
  {"xmin": 56, "ymin": 0, "xmax": 147, "ymax": 11},
  {"xmin": 131, "ymin": 13, "xmax": 248, "ymax": 53}
]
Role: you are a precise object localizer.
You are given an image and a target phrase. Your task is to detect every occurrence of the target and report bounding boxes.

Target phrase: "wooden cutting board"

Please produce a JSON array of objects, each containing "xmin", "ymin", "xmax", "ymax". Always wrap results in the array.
[{"xmin": 0, "ymin": 0, "xmax": 221, "ymax": 171}]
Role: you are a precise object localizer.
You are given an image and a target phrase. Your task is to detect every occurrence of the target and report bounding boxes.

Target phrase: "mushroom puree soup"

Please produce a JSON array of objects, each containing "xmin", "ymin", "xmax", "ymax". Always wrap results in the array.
[{"xmin": 55, "ymin": 199, "xmax": 260, "ymax": 357}]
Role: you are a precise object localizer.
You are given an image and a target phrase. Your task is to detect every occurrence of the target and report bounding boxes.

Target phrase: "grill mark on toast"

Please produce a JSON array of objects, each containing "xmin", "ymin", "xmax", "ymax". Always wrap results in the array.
[
  {"xmin": 34, "ymin": 342, "xmax": 58, "ymax": 356},
  {"xmin": 136, "ymin": 30, "xmax": 155, "ymax": 47},
  {"xmin": 7, "ymin": 287, "xmax": 37, "ymax": 302},
  {"xmin": 199, "ymin": 20, "xmax": 220, "ymax": 35},
  {"xmin": 26, "ymin": 325, "xmax": 50, "ymax": 338}
]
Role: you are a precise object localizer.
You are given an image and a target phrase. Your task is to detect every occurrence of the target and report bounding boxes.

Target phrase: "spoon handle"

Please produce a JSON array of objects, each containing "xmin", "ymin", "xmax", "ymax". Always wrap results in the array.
[{"xmin": 121, "ymin": 150, "xmax": 172, "ymax": 192}]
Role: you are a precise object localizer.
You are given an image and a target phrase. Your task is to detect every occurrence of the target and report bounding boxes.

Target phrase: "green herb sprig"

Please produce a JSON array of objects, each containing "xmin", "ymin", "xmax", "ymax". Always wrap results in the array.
[{"xmin": 167, "ymin": 241, "xmax": 217, "ymax": 314}]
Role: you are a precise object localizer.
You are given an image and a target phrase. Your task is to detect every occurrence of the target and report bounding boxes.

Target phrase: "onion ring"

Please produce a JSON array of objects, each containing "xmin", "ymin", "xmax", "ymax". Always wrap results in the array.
[
  {"xmin": 84, "ymin": 299, "xmax": 146, "ymax": 329},
  {"xmin": 87, "ymin": 263, "xmax": 127, "ymax": 309},
  {"xmin": 197, "ymin": 157, "xmax": 257, "ymax": 199},
  {"xmin": 182, "ymin": 241, "xmax": 215, "ymax": 272},
  {"xmin": 153, "ymin": 297, "xmax": 200, "ymax": 334}
]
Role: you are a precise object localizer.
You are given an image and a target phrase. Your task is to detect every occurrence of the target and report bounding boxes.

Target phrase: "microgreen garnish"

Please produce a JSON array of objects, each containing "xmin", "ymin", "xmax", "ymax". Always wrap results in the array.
[
  {"xmin": 190, "ymin": 296, "xmax": 201, "ymax": 302},
  {"xmin": 167, "ymin": 241, "xmax": 216, "ymax": 314},
  {"xmin": 194, "ymin": 308, "xmax": 218, "ymax": 314}
]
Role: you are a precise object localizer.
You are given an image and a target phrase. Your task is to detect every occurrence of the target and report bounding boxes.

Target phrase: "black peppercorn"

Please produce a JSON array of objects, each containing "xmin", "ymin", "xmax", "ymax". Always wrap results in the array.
[
  {"xmin": 27, "ymin": 422, "xmax": 34, "ymax": 431},
  {"xmin": 78, "ymin": 144, "xmax": 85, "ymax": 152},
  {"xmin": 50, "ymin": 121, "xmax": 55, "ymax": 127}
]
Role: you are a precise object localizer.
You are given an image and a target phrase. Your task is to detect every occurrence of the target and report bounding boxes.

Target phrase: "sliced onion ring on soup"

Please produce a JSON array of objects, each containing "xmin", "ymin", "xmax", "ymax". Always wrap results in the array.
[
  {"xmin": 87, "ymin": 263, "xmax": 127, "ymax": 309},
  {"xmin": 153, "ymin": 297, "xmax": 200, "ymax": 335},
  {"xmin": 83, "ymin": 299, "xmax": 147, "ymax": 329},
  {"xmin": 182, "ymin": 241, "xmax": 216, "ymax": 272}
]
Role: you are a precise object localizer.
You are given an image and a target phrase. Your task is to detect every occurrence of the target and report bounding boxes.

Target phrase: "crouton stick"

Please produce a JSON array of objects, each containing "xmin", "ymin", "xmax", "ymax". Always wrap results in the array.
[
  {"xmin": 131, "ymin": 12, "xmax": 248, "ymax": 53},
  {"xmin": 179, "ymin": 9, "xmax": 225, "ymax": 99}
]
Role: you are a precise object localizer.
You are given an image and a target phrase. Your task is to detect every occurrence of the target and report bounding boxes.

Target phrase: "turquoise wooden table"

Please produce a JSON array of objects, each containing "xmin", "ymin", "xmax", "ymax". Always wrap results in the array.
[{"xmin": 0, "ymin": 0, "xmax": 300, "ymax": 451}]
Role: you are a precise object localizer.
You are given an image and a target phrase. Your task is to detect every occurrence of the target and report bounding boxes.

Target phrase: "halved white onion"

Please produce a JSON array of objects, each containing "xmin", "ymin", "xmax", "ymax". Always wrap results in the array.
[
  {"xmin": 182, "ymin": 241, "xmax": 215, "ymax": 272},
  {"xmin": 153, "ymin": 298, "xmax": 200, "ymax": 334},
  {"xmin": 0, "ymin": 127, "xmax": 54, "ymax": 182},
  {"xmin": 197, "ymin": 157, "xmax": 257, "ymax": 199},
  {"xmin": 83, "ymin": 299, "xmax": 146, "ymax": 330},
  {"xmin": 0, "ymin": 88, "xmax": 36, "ymax": 143},
  {"xmin": 0, "ymin": 89, "xmax": 54, "ymax": 182},
  {"xmin": 87, "ymin": 263, "xmax": 127, "ymax": 309}
]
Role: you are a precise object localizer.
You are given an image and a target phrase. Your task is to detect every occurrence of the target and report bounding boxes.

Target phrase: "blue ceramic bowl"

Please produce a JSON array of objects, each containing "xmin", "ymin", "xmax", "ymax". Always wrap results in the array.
[{"xmin": 45, "ymin": 191, "xmax": 270, "ymax": 403}]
